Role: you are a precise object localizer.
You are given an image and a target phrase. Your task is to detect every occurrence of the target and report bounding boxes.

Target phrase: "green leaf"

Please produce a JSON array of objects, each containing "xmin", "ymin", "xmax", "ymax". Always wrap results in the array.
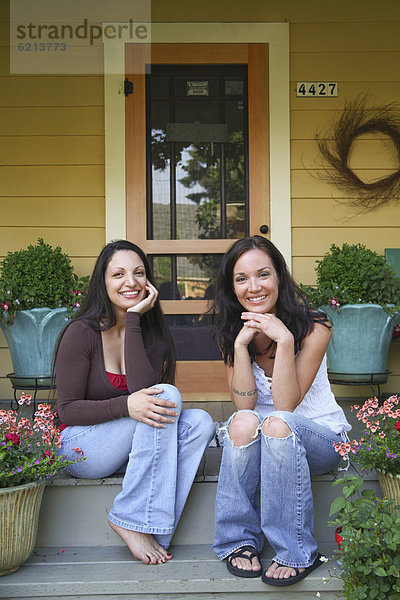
[
  {"xmin": 329, "ymin": 496, "xmax": 347, "ymax": 515},
  {"xmin": 382, "ymin": 513, "xmax": 392, "ymax": 527},
  {"xmin": 352, "ymin": 476, "xmax": 365, "ymax": 491}
]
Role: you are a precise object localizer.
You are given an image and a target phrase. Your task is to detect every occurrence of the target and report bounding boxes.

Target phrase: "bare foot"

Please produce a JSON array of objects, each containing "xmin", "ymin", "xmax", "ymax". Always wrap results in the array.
[
  {"xmin": 264, "ymin": 561, "xmax": 304, "ymax": 581},
  {"xmin": 231, "ymin": 549, "xmax": 261, "ymax": 573},
  {"xmin": 108, "ymin": 520, "xmax": 172, "ymax": 565}
]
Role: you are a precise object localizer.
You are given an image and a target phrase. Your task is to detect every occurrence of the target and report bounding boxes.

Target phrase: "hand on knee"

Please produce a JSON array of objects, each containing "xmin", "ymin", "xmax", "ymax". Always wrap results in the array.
[
  {"xmin": 228, "ymin": 412, "xmax": 260, "ymax": 447},
  {"xmin": 159, "ymin": 384, "xmax": 183, "ymax": 414},
  {"xmin": 262, "ymin": 416, "xmax": 291, "ymax": 438}
]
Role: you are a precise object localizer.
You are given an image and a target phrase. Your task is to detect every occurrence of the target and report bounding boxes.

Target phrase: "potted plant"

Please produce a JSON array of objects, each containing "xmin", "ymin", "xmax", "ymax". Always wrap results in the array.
[
  {"xmin": 0, "ymin": 394, "xmax": 82, "ymax": 575},
  {"xmin": 302, "ymin": 243, "xmax": 400, "ymax": 379},
  {"xmin": 334, "ymin": 395, "xmax": 400, "ymax": 510},
  {"xmin": 0, "ymin": 238, "xmax": 88, "ymax": 382},
  {"xmin": 328, "ymin": 475, "xmax": 400, "ymax": 600}
]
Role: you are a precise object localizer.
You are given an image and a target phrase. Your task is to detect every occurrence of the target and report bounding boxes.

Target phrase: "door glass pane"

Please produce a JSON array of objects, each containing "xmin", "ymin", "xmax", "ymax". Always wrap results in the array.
[
  {"xmin": 147, "ymin": 65, "xmax": 248, "ymax": 242},
  {"xmin": 226, "ymin": 99, "xmax": 246, "ymax": 238},
  {"xmin": 150, "ymin": 100, "xmax": 171, "ymax": 240},
  {"xmin": 176, "ymin": 142, "xmax": 221, "ymax": 240},
  {"xmin": 150, "ymin": 76, "xmax": 170, "ymax": 97},
  {"xmin": 175, "ymin": 99, "xmax": 220, "ymax": 123},
  {"xmin": 169, "ymin": 316, "xmax": 221, "ymax": 360},
  {"xmin": 152, "ymin": 254, "xmax": 222, "ymax": 300},
  {"xmin": 225, "ymin": 77, "xmax": 244, "ymax": 96}
]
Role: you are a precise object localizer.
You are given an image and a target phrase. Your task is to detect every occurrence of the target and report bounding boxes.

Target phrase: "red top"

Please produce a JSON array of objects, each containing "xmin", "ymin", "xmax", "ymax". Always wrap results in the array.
[{"xmin": 106, "ymin": 372, "xmax": 128, "ymax": 391}]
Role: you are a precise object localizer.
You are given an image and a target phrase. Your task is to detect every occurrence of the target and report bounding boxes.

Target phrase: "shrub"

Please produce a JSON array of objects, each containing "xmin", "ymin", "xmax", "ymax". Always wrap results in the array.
[
  {"xmin": 0, "ymin": 238, "xmax": 88, "ymax": 324},
  {"xmin": 302, "ymin": 243, "xmax": 400, "ymax": 313}
]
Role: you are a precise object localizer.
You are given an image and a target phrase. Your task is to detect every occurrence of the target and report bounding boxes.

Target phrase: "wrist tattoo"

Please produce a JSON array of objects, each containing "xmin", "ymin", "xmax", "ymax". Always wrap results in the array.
[{"xmin": 232, "ymin": 387, "xmax": 257, "ymax": 397}]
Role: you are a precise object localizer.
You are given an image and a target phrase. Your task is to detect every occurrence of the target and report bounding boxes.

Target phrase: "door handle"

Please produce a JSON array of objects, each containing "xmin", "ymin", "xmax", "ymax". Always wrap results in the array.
[{"xmin": 259, "ymin": 225, "xmax": 269, "ymax": 234}]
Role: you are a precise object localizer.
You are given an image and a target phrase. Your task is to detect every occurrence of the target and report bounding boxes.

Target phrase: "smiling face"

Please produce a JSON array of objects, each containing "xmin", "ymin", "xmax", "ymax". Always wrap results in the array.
[
  {"xmin": 232, "ymin": 248, "xmax": 279, "ymax": 314},
  {"xmin": 104, "ymin": 250, "xmax": 147, "ymax": 316}
]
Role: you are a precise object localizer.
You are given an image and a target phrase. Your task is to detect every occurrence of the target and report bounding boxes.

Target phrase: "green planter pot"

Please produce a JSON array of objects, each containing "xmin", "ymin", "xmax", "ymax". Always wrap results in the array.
[
  {"xmin": 321, "ymin": 304, "xmax": 395, "ymax": 378},
  {"xmin": 0, "ymin": 307, "xmax": 68, "ymax": 378},
  {"xmin": 0, "ymin": 481, "xmax": 46, "ymax": 576}
]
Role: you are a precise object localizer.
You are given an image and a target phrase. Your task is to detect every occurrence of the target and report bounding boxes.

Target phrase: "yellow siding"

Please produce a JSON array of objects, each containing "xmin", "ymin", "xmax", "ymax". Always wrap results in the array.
[
  {"xmin": 1, "ymin": 166, "xmax": 104, "ymax": 196},
  {"xmin": 150, "ymin": 0, "xmax": 400, "ymax": 22},
  {"xmin": 1, "ymin": 197, "xmax": 104, "ymax": 227},
  {"xmin": 0, "ymin": 107, "xmax": 104, "ymax": 135},
  {"xmin": 290, "ymin": 22, "xmax": 400, "ymax": 52},
  {"xmin": 291, "ymin": 52, "xmax": 400, "ymax": 82},
  {"xmin": 0, "ymin": 77, "xmax": 103, "ymax": 106},
  {"xmin": 1, "ymin": 1, "xmax": 400, "ymax": 398},
  {"xmin": 0, "ymin": 2, "xmax": 105, "ymax": 399},
  {"xmin": 0, "ymin": 137, "xmax": 104, "ymax": 165}
]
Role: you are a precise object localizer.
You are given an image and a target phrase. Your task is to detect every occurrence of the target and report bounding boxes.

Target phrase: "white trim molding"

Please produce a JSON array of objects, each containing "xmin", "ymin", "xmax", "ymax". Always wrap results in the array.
[{"xmin": 103, "ymin": 22, "xmax": 291, "ymax": 266}]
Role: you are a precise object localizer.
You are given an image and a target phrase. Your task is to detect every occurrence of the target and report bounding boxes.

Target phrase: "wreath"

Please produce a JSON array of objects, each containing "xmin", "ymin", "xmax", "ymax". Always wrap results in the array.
[{"xmin": 315, "ymin": 95, "xmax": 400, "ymax": 211}]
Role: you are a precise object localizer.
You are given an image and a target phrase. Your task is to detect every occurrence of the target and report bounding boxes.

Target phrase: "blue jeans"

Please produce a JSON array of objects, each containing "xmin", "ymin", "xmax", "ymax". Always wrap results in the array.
[
  {"xmin": 58, "ymin": 384, "xmax": 215, "ymax": 548},
  {"xmin": 213, "ymin": 409, "xmax": 343, "ymax": 568}
]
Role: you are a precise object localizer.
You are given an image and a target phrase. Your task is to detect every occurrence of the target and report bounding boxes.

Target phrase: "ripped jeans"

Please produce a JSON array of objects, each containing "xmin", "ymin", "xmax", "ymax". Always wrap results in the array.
[
  {"xmin": 213, "ymin": 409, "xmax": 343, "ymax": 568},
  {"xmin": 59, "ymin": 384, "xmax": 215, "ymax": 548}
]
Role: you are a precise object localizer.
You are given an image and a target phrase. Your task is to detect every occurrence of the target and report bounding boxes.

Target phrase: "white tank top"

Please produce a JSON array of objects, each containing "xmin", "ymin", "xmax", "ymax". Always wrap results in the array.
[{"xmin": 252, "ymin": 355, "xmax": 351, "ymax": 434}]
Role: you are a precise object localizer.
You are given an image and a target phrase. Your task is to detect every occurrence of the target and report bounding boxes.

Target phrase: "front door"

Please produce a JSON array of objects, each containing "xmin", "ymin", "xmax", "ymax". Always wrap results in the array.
[{"xmin": 125, "ymin": 43, "xmax": 269, "ymax": 395}]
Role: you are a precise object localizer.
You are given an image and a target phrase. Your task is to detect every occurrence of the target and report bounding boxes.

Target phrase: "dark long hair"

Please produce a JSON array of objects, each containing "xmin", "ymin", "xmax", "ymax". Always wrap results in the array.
[
  {"xmin": 212, "ymin": 236, "xmax": 329, "ymax": 365},
  {"xmin": 54, "ymin": 240, "xmax": 176, "ymax": 383}
]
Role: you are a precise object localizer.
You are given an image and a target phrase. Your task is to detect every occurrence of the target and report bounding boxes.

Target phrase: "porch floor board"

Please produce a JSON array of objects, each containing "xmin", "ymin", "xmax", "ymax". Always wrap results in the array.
[{"xmin": 0, "ymin": 543, "xmax": 342, "ymax": 600}]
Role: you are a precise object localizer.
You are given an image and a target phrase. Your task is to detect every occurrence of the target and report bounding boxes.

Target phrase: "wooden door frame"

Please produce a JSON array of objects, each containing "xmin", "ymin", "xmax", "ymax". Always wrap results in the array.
[{"xmin": 103, "ymin": 22, "xmax": 291, "ymax": 266}]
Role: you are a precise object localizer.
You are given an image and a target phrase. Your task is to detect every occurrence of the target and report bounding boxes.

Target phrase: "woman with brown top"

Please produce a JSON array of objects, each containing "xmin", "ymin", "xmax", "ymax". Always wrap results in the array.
[{"xmin": 54, "ymin": 240, "xmax": 215, "ymax": 565}]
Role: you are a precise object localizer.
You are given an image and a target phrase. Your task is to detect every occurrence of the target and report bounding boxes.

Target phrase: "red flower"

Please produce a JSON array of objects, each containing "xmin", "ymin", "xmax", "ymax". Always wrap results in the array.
[
  {"xmin": 395, "ymin": 420, "xmax": 400, "ymax": 431},
  {"xmin": 5, "ymin": 432, "xmax": 20, "ymax": 446},
  {"xmin": 43, "ymin": 449, "xmax": 55, "ymax": 464}
]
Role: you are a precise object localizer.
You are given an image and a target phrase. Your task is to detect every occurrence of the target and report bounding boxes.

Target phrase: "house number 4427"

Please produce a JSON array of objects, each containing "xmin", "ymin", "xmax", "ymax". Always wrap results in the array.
[{"xmin": 296, "ymin": 82, "xmax": 338, "ymax": 97}]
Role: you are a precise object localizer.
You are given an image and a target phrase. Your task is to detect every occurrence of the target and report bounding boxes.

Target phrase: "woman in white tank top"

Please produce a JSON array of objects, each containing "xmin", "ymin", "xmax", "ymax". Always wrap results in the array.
[{"xmin": 211, "ymin": 236, "xmax": 351, "ymax": 587}]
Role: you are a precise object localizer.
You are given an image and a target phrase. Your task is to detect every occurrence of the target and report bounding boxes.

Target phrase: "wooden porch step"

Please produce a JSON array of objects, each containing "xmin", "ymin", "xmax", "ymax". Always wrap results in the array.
[
  {"xmin": 34, "ymin": 445, "xmax": 380, "ymax": 549},
  {"xmin": 0, "ymin": 543, "xmax": 343, "ymax": 600}
]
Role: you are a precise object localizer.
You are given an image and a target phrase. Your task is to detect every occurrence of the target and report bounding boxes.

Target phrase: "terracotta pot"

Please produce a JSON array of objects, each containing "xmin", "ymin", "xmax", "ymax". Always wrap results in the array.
[
  {"xmin": 0, "ymin": 481, "xmax": 46, "ymax": 576},
  {"xmin": 377, "ymin": 470, "xmax": 400, "ymax": 514}
]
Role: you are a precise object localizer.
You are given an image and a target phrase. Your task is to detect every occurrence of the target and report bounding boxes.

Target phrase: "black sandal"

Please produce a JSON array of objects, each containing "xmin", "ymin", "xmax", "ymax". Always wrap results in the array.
[
  {"xmin": 261, "ymin": 553, "xmax": 323, "ymax": 587},
  {"xmin": 226, "ymin": 545, "xmax": 263, "ymax": 578}
]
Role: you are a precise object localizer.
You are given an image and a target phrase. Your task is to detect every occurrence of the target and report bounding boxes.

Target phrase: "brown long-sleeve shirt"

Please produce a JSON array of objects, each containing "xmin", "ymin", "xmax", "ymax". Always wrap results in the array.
[{"xmin": 54, "ymin": 312, "xmax": 165, "ymax": 427}]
